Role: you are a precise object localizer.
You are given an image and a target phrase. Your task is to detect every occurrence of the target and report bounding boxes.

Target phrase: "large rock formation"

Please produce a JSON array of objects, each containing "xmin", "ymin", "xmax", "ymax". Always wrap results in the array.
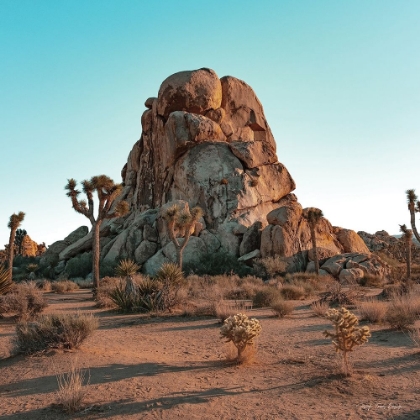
[{"xmin": 51, "ymin": 68, "xmax": 387, "ymax": 278}]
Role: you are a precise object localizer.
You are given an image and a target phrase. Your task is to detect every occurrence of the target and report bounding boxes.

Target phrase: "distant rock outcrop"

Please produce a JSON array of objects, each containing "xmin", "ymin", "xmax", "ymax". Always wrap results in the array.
[{"xmin": 50, "ymin": 68, "xmax": 387, "ymax": 279}]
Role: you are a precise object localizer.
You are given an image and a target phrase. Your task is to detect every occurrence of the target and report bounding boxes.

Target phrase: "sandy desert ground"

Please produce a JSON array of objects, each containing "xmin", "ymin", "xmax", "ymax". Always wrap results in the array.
[{"xmin": 0, "ymin": 289, "xmax": 419, "ymax": 420}]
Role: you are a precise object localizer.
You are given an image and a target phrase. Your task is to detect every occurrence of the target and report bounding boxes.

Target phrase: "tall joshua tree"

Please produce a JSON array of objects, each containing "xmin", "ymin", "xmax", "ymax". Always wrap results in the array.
[
  {"xmin": 302, "ymin": 207, "xmax": 324, "ymax": 275},
  {"xmin": 406, "ymin": 189, "xmax": 420, "ymax": 243},
  {"xmin": 163, "ymin": 204, "xmax": 203, "ymax": 270},
  {"xmin": 65, "ymin": 175, "xmax": 129, "ymax": 289},
  {"xmin": 15, "ymin": 228, "xmax": 27, "ymax": 256},
  {"xmin": 7, "ymin": 212, "xmax": 25, "ymax": 281},
  {"xmin": 399, "ymin": 224, "xmax": 413, "ymax": 281}
]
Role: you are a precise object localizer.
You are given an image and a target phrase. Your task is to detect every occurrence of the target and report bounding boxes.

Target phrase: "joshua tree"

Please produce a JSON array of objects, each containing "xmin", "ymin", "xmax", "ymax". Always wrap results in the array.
[
  {"xmin": 302, "ymin": 207, "xmax": 324, "ymax": 275},
  {"xmin": 406, "ymin": 189, "xmax": 420, "ymax": 243},
  {"xmin": 65, "ymin": 175, "xmax": 129, "ymax": 289},
  {"xmin": 163, "ymin": 204, "xmax": 203, "ymax": 270},
  {"xmin": 399, "ymin": 224, "xmax": 413, "ymax": 281},
  {"xmin": 7, "ymin": 212, "xmax": 25, "ymax": 282},
  {"xmin": 14, "ymin": 229, "xmax": 27, "ymax": 256}
]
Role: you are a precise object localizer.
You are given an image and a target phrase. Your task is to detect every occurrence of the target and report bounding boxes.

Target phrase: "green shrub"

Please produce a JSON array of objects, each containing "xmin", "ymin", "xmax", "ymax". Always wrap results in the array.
[
  {"xmin": 15, "ymin": 313, "xmax": 98, "ymax": 355},
  {"xmin": 65, "ymin": 253, "xmax": 92, "ymax": 279},
  {"xmin": 183, "ymin": 251, "xmax": 251, "ymax": 277}
]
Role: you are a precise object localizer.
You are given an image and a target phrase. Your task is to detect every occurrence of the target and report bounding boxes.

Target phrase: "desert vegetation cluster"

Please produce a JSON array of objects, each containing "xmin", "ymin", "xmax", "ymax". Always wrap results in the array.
[{"xmin": 1, "ymin": 69, "xmax": 420, "ymax": 417}]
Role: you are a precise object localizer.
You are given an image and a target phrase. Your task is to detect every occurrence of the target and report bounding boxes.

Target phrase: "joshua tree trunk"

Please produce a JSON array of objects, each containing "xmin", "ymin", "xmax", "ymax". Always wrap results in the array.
[
  {"xmin": 310, "ymin": 226, "xmax": 319, "ymax": 275},
  {"xmin": 408, "ymin": 204, "xmax": 420, "ymax": 243},
  {"xmin": 7, "ymin": 229, "xmax": 17, "ymax": 282},
  {"xmin": 92, "ymin": 221, "xmax": 102, "ymax": 290},
  {"xmin": 406, "ymin": 237, "xmax": 412, "ymax": 281}
]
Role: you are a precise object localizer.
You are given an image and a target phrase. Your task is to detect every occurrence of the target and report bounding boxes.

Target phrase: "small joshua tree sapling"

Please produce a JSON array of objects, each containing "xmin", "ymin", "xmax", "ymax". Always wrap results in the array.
[
  {"xmin": 220, "ymin": 313, "xmax": 262, "ymax": 363},
  {"xmin": 323, "ymin": 307, "xmax": 371, "ymax": 376},
  {"xmin": 163, "ymin": 204, "xmax": 203, "ymax": 270},
  {"xmin": 115, "ymin": 259, "xmax": 140, "ymax": 296}
]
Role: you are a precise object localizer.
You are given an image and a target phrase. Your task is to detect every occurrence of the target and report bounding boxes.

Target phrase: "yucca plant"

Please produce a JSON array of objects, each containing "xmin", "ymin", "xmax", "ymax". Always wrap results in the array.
[
  {"xmin": 0, "ymin": 264, "xmax": 13, "ymax": 295},
  {"xmin": 155, "ymin": 262, "xmax": 185, "ymax": 311},
  {"xmin": 115, "ymin": 259, "xmax": 140, "ymax": 295}
]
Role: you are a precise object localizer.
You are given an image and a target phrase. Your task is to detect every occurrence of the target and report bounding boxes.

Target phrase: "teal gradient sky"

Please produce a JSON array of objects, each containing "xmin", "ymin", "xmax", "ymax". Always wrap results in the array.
[{"xmin": 1, "ymin": 0, "xmax": 419, "ymax": 247}]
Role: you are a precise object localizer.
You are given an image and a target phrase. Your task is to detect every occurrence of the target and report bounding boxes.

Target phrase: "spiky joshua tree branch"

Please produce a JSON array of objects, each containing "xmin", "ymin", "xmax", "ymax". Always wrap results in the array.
[
  {"xmin": 406, "ymin": 189, "xmax": 420, "ymax": 243},
  {"xmin": 399, "ymin": 224, "xmax": 413, "ymax": 281},
  {"xmin": 7, "ymin": 212, "xmax": 25, "ymax": 282},
  {"xmin": 163, "ymin": 205, "xmax": 203, "ymax": 270},
  {"xmin": 65, "ymin": 175, "xmax": 129, "ymax": 289}
]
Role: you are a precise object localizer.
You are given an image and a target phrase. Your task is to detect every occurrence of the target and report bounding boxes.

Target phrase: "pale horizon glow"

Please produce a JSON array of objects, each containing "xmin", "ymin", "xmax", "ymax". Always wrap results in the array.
[{"xmin": 1, "ymin": 0, "xmax": 419, "ymax": 248}]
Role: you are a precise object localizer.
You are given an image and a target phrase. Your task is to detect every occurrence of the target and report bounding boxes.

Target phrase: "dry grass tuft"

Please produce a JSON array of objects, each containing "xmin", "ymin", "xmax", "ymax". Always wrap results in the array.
[
  {"xmin": 56, "ymin": 362, "xmax": 89, "ymax": 413},
  {"xmin": 15, "ymin": 312, "xmax": 98, "ymax": 354},
  {"xmin": 385, "ymin": 293, "xmax": 419, "ymax": 330},
  {"xmin": 52, "ymin": 280, "xmax": 79, "ymax": 294},
  {"xmin": 409, "ymin": 328, "xmax": 420, "ymax": 349},
  {"xmin": 311, "ymin": 300, "xmax": 329, "ymax": 317},
  {"xmin": 280, "ymin": 284, "xmax": 306, "ymax": 300},
  {"xmin": 357, "ymin": 299, "xmax": 388, "ymax": 323}
]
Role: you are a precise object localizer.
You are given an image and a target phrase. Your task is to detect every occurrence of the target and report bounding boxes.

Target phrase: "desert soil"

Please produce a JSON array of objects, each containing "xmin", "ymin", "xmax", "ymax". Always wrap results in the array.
[{"xmin": 0, "ymin": 289, "xmax": 419, "ymax": 420}]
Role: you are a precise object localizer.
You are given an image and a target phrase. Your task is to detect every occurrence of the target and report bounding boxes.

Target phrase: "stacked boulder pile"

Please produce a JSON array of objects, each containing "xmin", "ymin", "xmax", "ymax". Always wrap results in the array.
[{"xmin": 41, "ymin": 68, "xmax": 388, "ymax": 280}]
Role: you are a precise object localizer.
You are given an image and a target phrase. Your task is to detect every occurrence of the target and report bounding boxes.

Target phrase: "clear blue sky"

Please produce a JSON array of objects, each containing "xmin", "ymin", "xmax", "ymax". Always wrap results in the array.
[{"xmin": 1, "ymin": 0, "xmax": 419, "ymax": 247}]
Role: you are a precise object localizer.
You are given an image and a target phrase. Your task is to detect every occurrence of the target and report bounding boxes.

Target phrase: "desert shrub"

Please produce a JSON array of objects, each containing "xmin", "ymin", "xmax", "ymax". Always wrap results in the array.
[
  {"xmin": 13, "ymin": 255, "xmax": 38, "ymax": 269},
  {"xmin": 385, "ymin": 294, "xmax": 418, "ymax": 330},
  {"xmin": 65, "ymin": 253, "xmax": 92, "ymax": 279},
  {"xmin": 52, "ymin": 280, "xmax": 79, "ymax": 294},
  {"xmin": 96, "ymin": 277, "xmax": 120, "ymax": 308},
  {"xmin": 284, "ymin": 272, "xmax": 335, "ymax": 292},
  {"xmin": 0, "ymin": 282, "xmax": 47, "ymax": 320},
  {"xmin": 253, "ymin": 286, "xmax": 283, "ymax": 307},
  {"xmin": 280, "ymin": 284, "xmax": 306, "ymax": 300},
  {"xmin": 36, "ymin": 279, "xmax": 52, "ymax": 292},
  {"xmin": 319, "ymin": 283, "xmax": 360, "ymax": 306},
  {"xmin": 220, "ymin": 313, "xmax": 261, "ymax": 363},
  {"xmin": 311, "ymin": 300, "xmax": 329, "ymax": 317},
  {"xmin": 254, "ymin": 257, "xmax": 287, "ymax": 279},
  {"xmin": 271, "ymin": 299, "xmax": 294, "ymax": 318},
  {"xmin": 357, "ymin": 299, "xmax": 387, "ymax": 323},
  {"xmin": 359, "ymin": 275, "xmax": 385, "ymax": 288},
  {"xmin": 73, "ymin": 279, "xmax": 93, "ymax": 289},
  {"xmin": 15, "ymin": 313, "xmax": 98, "ymax": 354},
  {"xmin": 99, "ymin": 259, "xmax": 120, "ymax": 278},
  {"xmin": 183, "ymin": 251, "xmax": 251, "ymax": 277},
  {"xmin": 56, "ymin": 364, "xmax": 89, "ymax": 413},
  {"xmin": 214, "ymin": 301, "xmax": 240, "ymax": 322},
  {"xmin": 324, "ymin": 307, "xmax": 371, "ymax": 376}
]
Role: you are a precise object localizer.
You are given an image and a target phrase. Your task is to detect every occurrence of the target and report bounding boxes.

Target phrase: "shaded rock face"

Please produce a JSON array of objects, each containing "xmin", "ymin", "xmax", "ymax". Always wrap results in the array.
[{"xmin": 53, "ymin": 68, "xmax": 376, "ymax": 277}]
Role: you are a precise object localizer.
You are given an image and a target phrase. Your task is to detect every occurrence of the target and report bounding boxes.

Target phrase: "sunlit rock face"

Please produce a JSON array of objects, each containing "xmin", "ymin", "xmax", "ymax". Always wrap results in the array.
[{"xmin": 53, "ymin": 68, "xmax": 382, "ymax": 277}]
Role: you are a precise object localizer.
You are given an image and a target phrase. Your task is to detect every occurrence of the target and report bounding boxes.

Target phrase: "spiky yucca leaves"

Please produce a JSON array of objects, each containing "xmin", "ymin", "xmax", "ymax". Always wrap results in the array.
[
  {"xmin": 155, "ymin": 262, "xmax": 186, "ymax": 311},
  {"xmin": 323, "ymin": 307, "xmax": 371, "ymax": 376},
  {"xmin": 399, "ymin": 224, "xmax": 413, "ymax": 281},
  {"xmin": 7, "ymin": 211, "xmax": 25, "ymax": 282},
  {"xmin": 0, "ymin": 264, "xmax": 13, "ymax": 295},
  {"xmin": 302, "ymin": 207, "xmax": 324, "ymax": 275},
  {"xmin": 115, "ymin": 259, "xmax": 140, "ymax": 296},
  {"xmin": 406, "ymin": 189, "xmax": 420, "ymax": 243},
  {"xmin": 65, "ymin": 175, "xmax": 129, "ymax": 289},
  {"xmin": 163, "ymin": 204, "xmax": 204, "ymax": 270},
  {"xmin": 220, "ymin": 313, "xmax": 262, "ymax": 362}
]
